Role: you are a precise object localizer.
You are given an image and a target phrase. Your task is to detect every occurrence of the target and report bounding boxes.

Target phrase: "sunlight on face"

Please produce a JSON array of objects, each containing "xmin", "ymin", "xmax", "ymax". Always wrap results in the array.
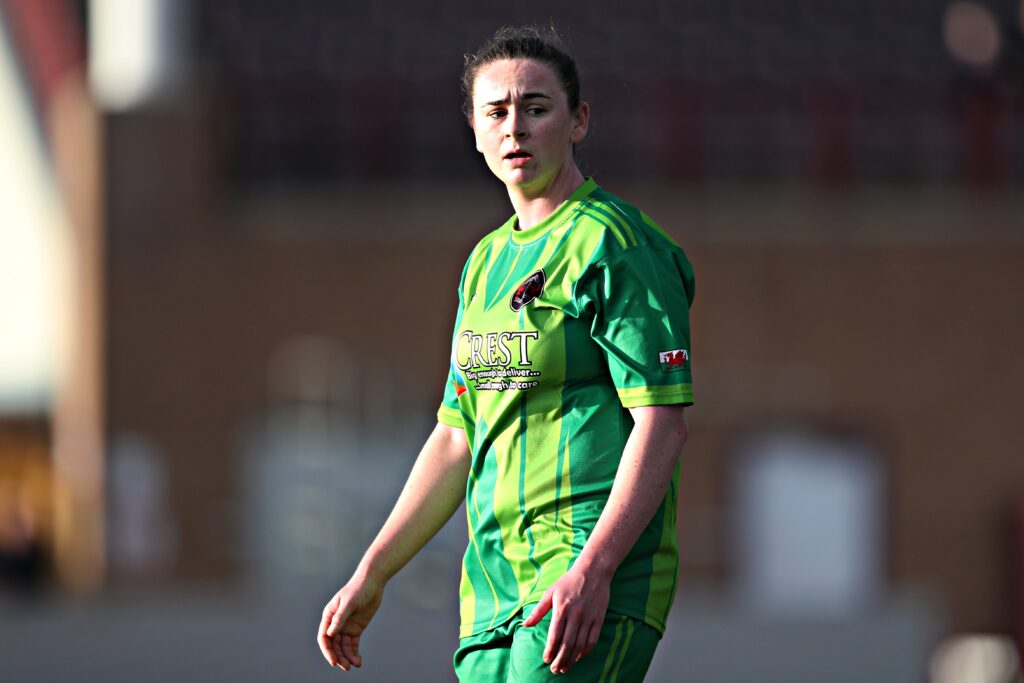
[{"xmin": 470, "ymin": 58, "xmax": 587, "ymax": 195}]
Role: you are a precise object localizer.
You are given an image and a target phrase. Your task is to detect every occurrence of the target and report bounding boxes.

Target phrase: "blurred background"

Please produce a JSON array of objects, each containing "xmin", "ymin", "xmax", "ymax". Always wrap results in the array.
[{"xmin": 0, "ymin": 0, "xmax": 1022, "ymax": 681}]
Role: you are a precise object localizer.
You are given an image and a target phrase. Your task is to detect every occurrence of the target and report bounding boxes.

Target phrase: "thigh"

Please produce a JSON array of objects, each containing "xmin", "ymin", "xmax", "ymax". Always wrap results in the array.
[
  {"xmin": 507, "ymin": 610, "xmax": 661, "ymax": 683},
  {"xmin": 454, "ymin": 628, "xmax": 514, "ymax": 683}
]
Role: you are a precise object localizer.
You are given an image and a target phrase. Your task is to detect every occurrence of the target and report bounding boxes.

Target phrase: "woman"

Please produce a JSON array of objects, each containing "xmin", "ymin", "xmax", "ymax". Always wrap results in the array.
[{"xmin": 317, "ymin": 26, "xmax": 695, "ymax": 681}]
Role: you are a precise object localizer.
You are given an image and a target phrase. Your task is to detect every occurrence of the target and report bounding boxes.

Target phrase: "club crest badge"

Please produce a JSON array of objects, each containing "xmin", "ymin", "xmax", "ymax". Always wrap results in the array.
[{"xmin": 510, "ymin": 270, "xmax": 546, "ymax": 312}]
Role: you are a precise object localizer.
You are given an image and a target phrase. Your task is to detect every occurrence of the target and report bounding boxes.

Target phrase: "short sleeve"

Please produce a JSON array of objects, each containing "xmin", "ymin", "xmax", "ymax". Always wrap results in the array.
[
  {"xmin": 575, "ymin": 245, "xmax": 696, "ymax": 408},
  {"xmin": 437, "ymin": 316, "xmax": 466, "ymax": 428},
  {"xmin": 437, "ymin": 260, "xmax": 471, "ymax": 429},
  {"xmin": 438, "ymin": 400, "xmax": 464, "ymax": 429}
]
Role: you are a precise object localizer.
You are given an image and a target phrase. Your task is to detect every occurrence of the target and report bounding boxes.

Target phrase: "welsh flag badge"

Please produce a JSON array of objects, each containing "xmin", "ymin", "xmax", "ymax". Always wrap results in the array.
[{"xmin": 659, "ymin": 348, "xmax": 689, "ymax": 372}]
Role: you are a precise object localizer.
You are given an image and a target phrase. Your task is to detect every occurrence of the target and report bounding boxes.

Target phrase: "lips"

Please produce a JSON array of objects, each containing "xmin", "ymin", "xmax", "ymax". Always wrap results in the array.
[{"xmin": 504, "ymin": 150, "xmax": 533, "ymax": 167}]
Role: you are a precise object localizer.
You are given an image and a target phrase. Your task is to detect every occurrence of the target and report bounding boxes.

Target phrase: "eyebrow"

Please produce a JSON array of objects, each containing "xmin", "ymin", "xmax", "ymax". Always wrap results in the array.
[{"xmin": 482, "ymin": 92, "xmax": 552, "ymax": 107}]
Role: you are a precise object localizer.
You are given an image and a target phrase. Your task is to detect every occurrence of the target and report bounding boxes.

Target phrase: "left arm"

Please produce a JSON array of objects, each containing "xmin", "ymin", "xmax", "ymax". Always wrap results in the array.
[{"xmin": 523, "ymin": 404, "xmax": 689, "ymax": 674}]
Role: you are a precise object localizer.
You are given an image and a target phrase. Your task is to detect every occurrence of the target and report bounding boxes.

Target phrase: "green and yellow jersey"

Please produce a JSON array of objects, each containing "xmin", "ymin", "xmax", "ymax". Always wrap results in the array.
[{"xmin": 437, "ymin": 178, "xmax": 695, "ymax": 639}]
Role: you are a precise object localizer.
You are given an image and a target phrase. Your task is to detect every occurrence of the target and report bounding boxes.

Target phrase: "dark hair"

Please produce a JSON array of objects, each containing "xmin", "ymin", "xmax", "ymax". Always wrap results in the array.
[{"xmin": 461, "ymin": 26, "xmax": 581, "ymax": 119}]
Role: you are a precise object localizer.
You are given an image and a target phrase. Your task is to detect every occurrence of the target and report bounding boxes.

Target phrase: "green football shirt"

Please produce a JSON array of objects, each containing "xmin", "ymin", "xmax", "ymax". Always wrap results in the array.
[{"xmin": 437, "ymin": 178, "xmax": 695, "ymax": 639}]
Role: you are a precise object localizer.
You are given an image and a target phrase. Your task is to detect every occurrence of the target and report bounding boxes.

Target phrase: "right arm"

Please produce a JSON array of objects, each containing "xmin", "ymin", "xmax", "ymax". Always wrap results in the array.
[{"xmin": 317, "ymin": 422, "xmax": 470, "ymax": 670}]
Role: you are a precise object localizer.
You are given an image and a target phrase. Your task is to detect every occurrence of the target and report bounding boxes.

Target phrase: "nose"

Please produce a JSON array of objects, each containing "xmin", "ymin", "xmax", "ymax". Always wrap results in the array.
[{"xmin": 504, "ymin": 108, "xmax": 527, "ymax": 140}]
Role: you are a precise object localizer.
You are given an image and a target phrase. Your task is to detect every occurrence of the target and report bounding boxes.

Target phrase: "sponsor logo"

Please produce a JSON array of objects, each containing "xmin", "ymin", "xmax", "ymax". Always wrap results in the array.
[
  {"xmin": 659, "ymin": 348, "xmax": 689, "ymax": 373},
  {"xmin": 454, "ymin": 330, "xmax": 539, "ymax": 370},
  {"xmin": 510, "ymin": 270, "xmax": 546, "ymax": 312},
  {"xmin": 451, "ymin": 329, "xmax": 542, "ymax": 393}
]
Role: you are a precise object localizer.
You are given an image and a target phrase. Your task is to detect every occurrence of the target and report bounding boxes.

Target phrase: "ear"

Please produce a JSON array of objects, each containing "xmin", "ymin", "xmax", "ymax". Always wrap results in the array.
[
  {"xmin": 468, "ymin": 114, "xmax": 483, "ymax": 153},
  {"xmin": 570, "ymin": 101, "xmax": 590, "ymax": 144}
]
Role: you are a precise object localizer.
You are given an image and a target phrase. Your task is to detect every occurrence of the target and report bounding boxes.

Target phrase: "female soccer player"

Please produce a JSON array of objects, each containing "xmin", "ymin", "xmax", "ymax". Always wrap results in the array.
[{"xmin": 317, "ymin": 27, "xmax": 695, "ymax": 681}]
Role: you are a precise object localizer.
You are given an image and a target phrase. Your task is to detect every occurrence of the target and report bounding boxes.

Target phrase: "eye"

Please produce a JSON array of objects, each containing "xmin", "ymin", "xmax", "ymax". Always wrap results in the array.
[
  {"xmin": 487, "ymin": 109, "xmax": 507, "ymax": 119},
  {"xmin": 526, "ymin": 106, "xmax": 546, "ymax": 115}
]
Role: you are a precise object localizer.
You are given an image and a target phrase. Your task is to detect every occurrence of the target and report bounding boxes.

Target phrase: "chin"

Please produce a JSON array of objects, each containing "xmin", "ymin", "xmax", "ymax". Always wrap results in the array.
[
  {"xmin": 501, "ymin": 172, "xmax": 532, "ymax": 188},
  {"xmin": 508, "ymin": 166, "xmax": 547, "ymax": 184}
]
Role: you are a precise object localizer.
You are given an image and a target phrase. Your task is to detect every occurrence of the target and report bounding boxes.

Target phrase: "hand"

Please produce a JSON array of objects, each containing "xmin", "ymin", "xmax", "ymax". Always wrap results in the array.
[
  {"xmin": 522, "ymin": 565, "xmax": 611, "ymax": 675},
  {"xmin": 316, "ymin": 572, "xmax": 384, "ymax": 671}
]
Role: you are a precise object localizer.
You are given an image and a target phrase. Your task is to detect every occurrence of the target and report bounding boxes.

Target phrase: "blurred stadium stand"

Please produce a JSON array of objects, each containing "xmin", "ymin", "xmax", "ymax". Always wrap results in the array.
[{"xmin": 196, "ymin": 0, "xmax": 1022, "ymax": 189}]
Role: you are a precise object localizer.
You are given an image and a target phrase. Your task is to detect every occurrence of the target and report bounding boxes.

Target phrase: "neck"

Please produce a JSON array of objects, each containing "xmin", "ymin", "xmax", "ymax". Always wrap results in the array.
[{"xmin": 508, "ymin": 163, "xmax": 585, "ymax": 230}]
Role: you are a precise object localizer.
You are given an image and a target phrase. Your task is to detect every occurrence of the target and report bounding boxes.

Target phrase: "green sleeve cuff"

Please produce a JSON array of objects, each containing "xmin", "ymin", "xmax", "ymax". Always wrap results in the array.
[
  {"xmin": 616, "ymin": 384, "xmax": 694, "ymax": 408},
  {"xmin": 437, "ymin": 405, "xmax": 464, "ymax": 428}
]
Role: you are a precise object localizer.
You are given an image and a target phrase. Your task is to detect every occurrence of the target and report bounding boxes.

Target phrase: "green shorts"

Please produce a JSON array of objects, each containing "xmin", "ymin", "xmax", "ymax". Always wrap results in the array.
[{"xmin": 453, "ymin": 604, "xmax": 661, "ymax": 682}]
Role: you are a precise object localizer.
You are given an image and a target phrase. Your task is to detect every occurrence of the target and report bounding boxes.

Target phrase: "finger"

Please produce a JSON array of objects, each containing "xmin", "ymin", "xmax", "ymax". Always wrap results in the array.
[
  {"xmin": 523, "ymin": 591, "xmax": 552, "ymax": 627},
  {"xmin": 317, "ymin": 630, "xmax": 337, "ymax": 667},
  {"xmin": 326, "ymin": 598, "xmax": 356, "ymax": 638},
  {"xmin": 330, "ymin": 635, "xmax": 352, "ymax": 671},
  {"xmin": 565, "ymin": 626, "xmax": 591, "ymax": 672},
  {"xmin": 550, "ymin": 616, "xmax": 580, "ymax": 674},
  {"xmin": 319, "ymin": 601, "xmax": 336, "ymax": 638},
  {"xmin": 341, "ymin": 632, "xmax": 363, "ymax": 668},
  {"xmin": 578, "ymin": 620, "xmax": 602, "ymax": 660},
  {"xmin": 317, "ymin": 601, "xmax": 340, "ymax": 667},
  {"xmin": 331, "ymin": 633, "xmax": 350, "ymax": 670},
  {"xmin": 319, "ymin": 629, "xmax": 351, "ymax": 670},
  {"xmin": 543, "ymin": 602, "xmax": 566, "ymax": 665}
]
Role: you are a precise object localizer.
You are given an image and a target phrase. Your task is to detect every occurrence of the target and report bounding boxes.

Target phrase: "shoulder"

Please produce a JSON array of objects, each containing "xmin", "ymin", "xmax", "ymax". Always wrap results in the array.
[
  {"xmin": 569, "ymin": 185, "xmax": 696, "ymax": 305},
  {"xmin": 572, "ymin": 185, "xmax": 686, "ymax": 265}
]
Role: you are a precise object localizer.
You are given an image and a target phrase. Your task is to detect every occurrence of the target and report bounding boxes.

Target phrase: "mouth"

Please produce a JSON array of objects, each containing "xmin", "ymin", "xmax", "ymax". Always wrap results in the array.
[{"xmin": 503, "ymin": 150, "xmax": 533, "ymax": 168}]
